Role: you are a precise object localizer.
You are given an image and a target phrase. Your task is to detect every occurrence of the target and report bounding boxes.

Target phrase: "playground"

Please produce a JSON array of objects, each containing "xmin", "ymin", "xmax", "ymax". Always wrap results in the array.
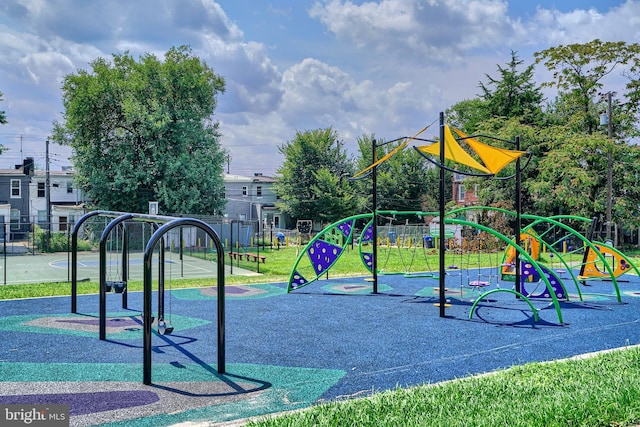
[{"xmin": 2, "ymin": 121, "xmax": 640, "ymax": 425}]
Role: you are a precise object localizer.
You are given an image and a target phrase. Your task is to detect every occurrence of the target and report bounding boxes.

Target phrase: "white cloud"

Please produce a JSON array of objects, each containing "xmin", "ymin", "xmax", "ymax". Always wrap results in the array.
[
  {"xmin": 529, "ymin": 0, "xmax": 640, "ymax": 45},
  {"xmin": 309, "ymin": 0, "xmax": 524, "ymax": 65},
  {"xmin": 0, "ymin": 0, "xmax": 637, "ymax": 176}
]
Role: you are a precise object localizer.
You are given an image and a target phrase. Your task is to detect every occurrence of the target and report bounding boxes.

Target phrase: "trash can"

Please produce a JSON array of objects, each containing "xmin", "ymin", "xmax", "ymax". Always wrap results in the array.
[
  {"xmin": 424, "ymin": 235, "xmax": 433, "ymax": 248},
  {"xmin": 388, "ymin": 231, "xmax": 397, "ymax": 244}
]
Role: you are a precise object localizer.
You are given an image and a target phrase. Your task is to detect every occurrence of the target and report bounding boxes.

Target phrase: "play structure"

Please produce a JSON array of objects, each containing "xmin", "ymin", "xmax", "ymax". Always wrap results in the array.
[
  {"xmin": 70, "ymin": 211, "xmax": 226, "ymax": 384},
  {"xmin": 287, "ymin": 113, "xmax": 639, "ymax": 325},
  {"xmin": 287, "ymin": 208, "xmax": 640, "ymax": 324}
]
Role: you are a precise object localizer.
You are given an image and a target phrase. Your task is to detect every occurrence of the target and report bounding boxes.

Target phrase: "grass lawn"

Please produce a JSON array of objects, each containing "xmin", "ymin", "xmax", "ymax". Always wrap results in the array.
[{"xmin": 247, "ymin": 346, "xmax": 640, "ymax": 426}]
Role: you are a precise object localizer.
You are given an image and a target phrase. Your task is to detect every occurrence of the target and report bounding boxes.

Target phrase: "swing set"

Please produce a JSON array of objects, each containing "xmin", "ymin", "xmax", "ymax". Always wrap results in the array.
[{"xmin": 70, "ymin": 211, "xmax": 227, "ymax": 385}]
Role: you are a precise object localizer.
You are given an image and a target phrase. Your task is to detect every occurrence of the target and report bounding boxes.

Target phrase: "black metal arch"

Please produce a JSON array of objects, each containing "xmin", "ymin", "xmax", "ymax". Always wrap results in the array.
[
  {"xmin": 98, "ymin": 213, "xmax": 134, "ymax": 340},
  {"xmin": 142, "ymin": 217, "xmax": 225, "ymax": 385}
]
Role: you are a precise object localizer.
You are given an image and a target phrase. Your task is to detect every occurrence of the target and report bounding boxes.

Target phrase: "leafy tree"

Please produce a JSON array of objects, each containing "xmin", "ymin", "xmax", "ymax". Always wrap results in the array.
[
  {"xmin": 445, "ymin": 98, "xmax": 490, "ymax": 134},
  {"xmin": 446, "ymin": 53, "xmax": 546, "ymax": 215},
  {"xmin": 534, "ymin": 39, "xmax": 640, "ymax": 135},
  {"xmin": 0, "ymin": 91, "xmax": 7, "ymax": 154},
  {"xmin": 274, "ymin": 128, "xmax": 360, "ymax": 226},
  {"xmin": 534, "ymin": 40, "xmax": 640, "ymax": 240},
  {"xmin": 0, "ymin": 91, "xmax": 7, "ymax": 125},
  {"xmin": 446, "ymin": 46, "xmax": 640, "ymax": 238},
  {"xmin": 479, "ymin": 51, "xmax": 545, "ymax": 125},
  {"xmin": 52, "ymin": 46, "xmax": 227, "ymax": 215}
]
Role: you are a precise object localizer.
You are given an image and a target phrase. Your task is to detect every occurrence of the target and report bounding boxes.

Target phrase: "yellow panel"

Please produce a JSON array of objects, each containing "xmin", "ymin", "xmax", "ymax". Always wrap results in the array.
[
  {"xmin": 451, "ymin": 128, "xmax": 526, "ymax": 174},
  {"xmin": 352, "ymin": 123, "xmax": 432, "ymax": 178},
  {"xmin": 416, "ymin": 125, "xmax": 491, "ymax": 174},
  {"xmin": 352, "ymin": 140, "xmax": 408, "ymax": 178}
]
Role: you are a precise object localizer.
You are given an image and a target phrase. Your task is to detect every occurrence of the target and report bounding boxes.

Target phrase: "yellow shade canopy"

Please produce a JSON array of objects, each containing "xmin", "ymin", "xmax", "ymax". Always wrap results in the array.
[
  {"xmin": 415, "ymin": 125, "xmax": 491, "ymax": 174},
  {"xmin": 450, "ymin": 127, "xmax": 526, "ymax": 174}
]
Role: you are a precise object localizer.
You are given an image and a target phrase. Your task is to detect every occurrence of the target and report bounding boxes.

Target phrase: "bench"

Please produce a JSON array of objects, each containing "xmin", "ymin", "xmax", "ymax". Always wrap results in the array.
[
  {"xmin": 228, "ymin": 252, "xmax": 266, "ymax": 263},
  {"xmin": 245, "ymin": 253, "xmax": 266, "ymax": 263}
]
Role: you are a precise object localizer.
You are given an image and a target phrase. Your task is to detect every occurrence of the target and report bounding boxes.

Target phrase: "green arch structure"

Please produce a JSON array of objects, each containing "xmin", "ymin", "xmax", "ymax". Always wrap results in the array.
[
  {"xmin": 287, "ymin": 213, "xmax": 372, "ymax": 292},
  {"xmin": 545, "ymin": 215, "xmax": 640, "ymax": 281},
  {"xmin": 448, "ymin": 207, "xmax": 630, "ymax": 303},
  {"xmin": 444, "ymin": 218, "xmax": 562, "ymax": 323},
  {"xmin": 287, "ymin": 208, "xmax": 639, "ymax": 323},
  {"xmin": 287, "ymin": 210, "xmax": 565, "ymax": 323}
]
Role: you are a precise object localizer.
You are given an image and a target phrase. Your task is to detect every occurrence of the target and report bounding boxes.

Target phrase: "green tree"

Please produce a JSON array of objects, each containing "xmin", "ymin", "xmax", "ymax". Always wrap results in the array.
[
  {"xmin": 446, "ymin": 98, "xmax": 490, "ymax": 134},
  {"xmin": 52, "ymin": 46, "xmax": 227, "ymax": 214},
  {"xmin": 0, "ymin": 91, "xmax": 7, "ymax": 125},
  {"xmin": 446, "ymin": 53, "xmax": 546, "ymax": 215},
  {"xmin": 535, "ymin": 40, "xmax": 640, "ymax": 239},
  {"xmin": 274, "ymin": 128, "xmax": 359, "ymax": 226},
  {"xmin": 0, "ymin": 91, "xmax": 8, "ymax": 155},
  {"xmin": 534, "ymin": 39, "xmax": 640, "ymax": 135},
  {"xmin": 479, "ymin": 51, "xmax": 545, "ymax": 125}
]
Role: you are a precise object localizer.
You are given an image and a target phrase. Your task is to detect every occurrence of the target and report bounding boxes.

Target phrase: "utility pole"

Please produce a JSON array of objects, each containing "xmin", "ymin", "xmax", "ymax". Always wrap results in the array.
[{"xmin": 46, "ymin": 138, "xmax": 51, "ymax": 251}]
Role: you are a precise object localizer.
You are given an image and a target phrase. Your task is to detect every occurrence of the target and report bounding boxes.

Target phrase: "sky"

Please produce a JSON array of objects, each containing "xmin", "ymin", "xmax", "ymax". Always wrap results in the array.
[{"xmin": 0, "ymin": 0, "xmax": 638, "ymax": 176}]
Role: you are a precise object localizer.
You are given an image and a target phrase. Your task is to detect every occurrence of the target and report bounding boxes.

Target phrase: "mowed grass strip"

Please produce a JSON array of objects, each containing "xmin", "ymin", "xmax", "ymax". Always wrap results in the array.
[
  {"xmin": 0, "ymin": 246, "xmax": 634, "ymax": 300},
  {"xmin": 248, "ymin": 346, "xmax": 640, "ymax": 427}
]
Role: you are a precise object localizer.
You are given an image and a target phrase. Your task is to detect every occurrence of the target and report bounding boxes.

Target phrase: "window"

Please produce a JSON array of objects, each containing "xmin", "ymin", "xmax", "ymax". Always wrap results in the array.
[
  {"xmin": 37, "ymin": 210, "xmax": 47, "ymax": 227},
  {"xmin": 458, "ymin": 184, "xmax": 465, "ymax": 201},
  {"xmin": 66, "ymin": 181, "xmax": 73, "ymax": 194},
  {"xmin": 10, "ymin": 209, "xmax": 20, "ymax": 231},
  {"xmin": 242, "ymin": 186, "xmax": 248, "ymax": 196},
  {"xmin": 59, "ymin": 216, "xmax": 68, "ymax": 232},
  {"xmin": 10, "ymin": 180, "xmax": 20, "ymax": 198},
  {"xmin": 256, "ymin": 186, "xmax": 262, "ymax": 197},
  {"xmin": 37, "ymin": 182, "xmax": 45, "ymax": 198}
]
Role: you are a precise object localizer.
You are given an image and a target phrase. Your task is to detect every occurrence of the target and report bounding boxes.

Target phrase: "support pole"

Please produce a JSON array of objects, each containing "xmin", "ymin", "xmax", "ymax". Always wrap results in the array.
[
  {"xmin": 372, "ymin": 138, "xmax": 378, "ymax": 294},
  {"xmin": 515, "ymin": 136, "xmax": 521, "ymax": 293},
  {"xmin": 438, "ymin": 112, "xmax": 446, "ymax": 317}
]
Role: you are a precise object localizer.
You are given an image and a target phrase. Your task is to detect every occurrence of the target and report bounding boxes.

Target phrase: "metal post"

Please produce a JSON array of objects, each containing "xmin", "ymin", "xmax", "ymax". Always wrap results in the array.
[
  {"xmin": 3, "ymin": 223, "xmax": 6, "ymax": 285},
  {"xmin": 606, "ymin": 91, "xmax": 613, "ymax": 243},
  {"xmin": 515, "ymin": 136, "xmax": 521, "ymax": 293},
  {"xmin": 45, "ymin": 138, "xmax": 51, "ymax": 252},
  {"xmin": 372, "ymin": 138, "xmax": 378, "ymax": 294},
  {"xmin": 438, "ymin": 112, "xmax": 446, "ymax": 317},
  {"xmin": 122, "ymin": 224, "xmax": 128, "ymax": 309},
  {"xmin": 230, "ymin": 220, "xmax": 234, "ymax": 275}
]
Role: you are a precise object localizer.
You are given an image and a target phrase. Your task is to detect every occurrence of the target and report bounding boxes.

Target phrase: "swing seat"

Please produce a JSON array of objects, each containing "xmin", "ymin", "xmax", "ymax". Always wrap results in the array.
[
  {"xmin": 106, "ymin": 280, "xmax": 127, "ymax": 293},
  {"xmin": 469, "ymin": 280, "xmax": 490, "ymax": 287},
  {"xmin": 157, "ymin": 320, "xmax": 174, "ymax": 335}
]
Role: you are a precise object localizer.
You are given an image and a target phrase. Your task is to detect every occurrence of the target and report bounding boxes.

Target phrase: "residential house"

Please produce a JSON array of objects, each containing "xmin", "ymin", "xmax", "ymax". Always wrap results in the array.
[
  {"xmin": 452, "ymin": 170, "xmax": 479, "ymax": 207},
  {"xmin": 0, "ymin": 158, "xmax": 34, "ymax": 241},
  {"xmin": 29, "ymin": 167, "xmax": 87, "ymax": 232},
  {"xmin": 223, "ymin": 173, "xmax": 287, "ymax": 231}
]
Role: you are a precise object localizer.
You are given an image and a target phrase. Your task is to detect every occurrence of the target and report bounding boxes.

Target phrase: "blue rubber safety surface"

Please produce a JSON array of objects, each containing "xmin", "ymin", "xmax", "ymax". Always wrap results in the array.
[{"xmin": 1, "ymin": 272, "xmax": 640, "ymax": 426}]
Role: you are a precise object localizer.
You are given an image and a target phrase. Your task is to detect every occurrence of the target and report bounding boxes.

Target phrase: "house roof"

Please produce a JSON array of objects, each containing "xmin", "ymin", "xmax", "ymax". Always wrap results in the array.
[{"xmin": 224, "ymin": 173, "xmax": 276, "ymax": 183}]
